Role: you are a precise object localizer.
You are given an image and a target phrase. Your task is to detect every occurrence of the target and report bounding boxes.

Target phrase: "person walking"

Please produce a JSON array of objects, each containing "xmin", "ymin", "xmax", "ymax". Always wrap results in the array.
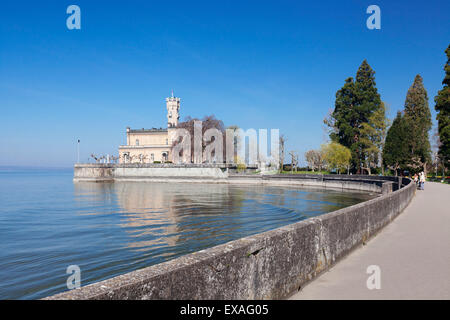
[{"xmin": 419, "ymin": 172, "xmax": 426, "ymax": 190}]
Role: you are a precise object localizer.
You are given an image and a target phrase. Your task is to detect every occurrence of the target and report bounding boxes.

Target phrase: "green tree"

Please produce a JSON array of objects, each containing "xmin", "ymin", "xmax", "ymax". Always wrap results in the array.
[
  {"xmin": 354, "ymin": 60, "xmax": 383, "ymax": 173},
  {"xmin": 403, "ymin": 74, "xmax": 432, "ymax": 172},
  {"xmin": 360, "ymin": 101, "xmax": 389, "ymax": 174},
  {"xmin": 383, "ymin": 111, "xmax": 409, "ymax": 176},
  {"xmin": 328, "ymin": 77, "xmax": 358, "ymax": 148},
  {"xmin": 326, "ymin": 60, "xmax": 382, "ymax": 173},
  {"xmin": 434, "ymin": 44, "xmax": 450, "ymax": 170},
  {"xmin": 321, "ymin": 141, "xmax": 352, "ymax": 174}
]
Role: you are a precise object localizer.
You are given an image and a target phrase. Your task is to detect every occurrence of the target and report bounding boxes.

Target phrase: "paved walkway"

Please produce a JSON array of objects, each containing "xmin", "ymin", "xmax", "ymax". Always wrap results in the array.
[{"xmin": 290, "ymin": 181, "xmax": 450, "ymax": 300}]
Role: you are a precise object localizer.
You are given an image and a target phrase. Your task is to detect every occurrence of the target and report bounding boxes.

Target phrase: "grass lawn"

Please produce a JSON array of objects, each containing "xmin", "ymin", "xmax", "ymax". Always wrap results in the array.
[{"xmin": 280, "ymin": 170, "xmax": 331, "ymax": 175}]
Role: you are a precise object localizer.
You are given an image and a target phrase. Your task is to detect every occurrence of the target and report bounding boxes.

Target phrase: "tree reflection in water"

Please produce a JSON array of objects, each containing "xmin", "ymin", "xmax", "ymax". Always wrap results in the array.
[{"xmin": 74, "ymin": 182, "xmax": 375, "ymax": 258}]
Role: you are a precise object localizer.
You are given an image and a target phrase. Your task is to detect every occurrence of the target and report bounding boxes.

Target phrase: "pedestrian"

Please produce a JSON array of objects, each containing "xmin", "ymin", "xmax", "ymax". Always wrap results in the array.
[
  {"xmin": 413, "ymin": 173, "xmax": 418, "ymax": 187},
  {"xmin": 419, "ymin": 172, "xmax": 426, "ymax": 190}
]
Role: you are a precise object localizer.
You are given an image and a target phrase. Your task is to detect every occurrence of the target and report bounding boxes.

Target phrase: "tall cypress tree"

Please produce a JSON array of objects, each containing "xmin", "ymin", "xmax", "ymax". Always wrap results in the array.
[
  {"xmin": 403, "ymin": 74, "xmax": 432, "ymax": 171},
  {"xmin": 383, "ymin": 111, "xmax": 409, "ymax": 176},
  {"xmin": 355, "ymin": 60, "xmax": 383, "ymax": 173},
  {"xmin": 434, "ymin": 44, "xmax": 450, "ymax": 170},
  {"xmin": 355, "ymin": 60, "xmax": 382, "ymax": 119},
  {"xmin": 329, "ymin": 77, "xmax": 359, "ymax": 169},
  {"xmin": 328, "ymin": 60, "xmax": 382, "ymax": 173}
]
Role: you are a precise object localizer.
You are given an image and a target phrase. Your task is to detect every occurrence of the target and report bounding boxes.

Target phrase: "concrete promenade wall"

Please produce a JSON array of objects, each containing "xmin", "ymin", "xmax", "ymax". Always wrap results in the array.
[
  {"xmin": 73, "ymin": 164, "xmax": 401, "ymax": 193},
  {"xmin": 74, "ymin": 163, "xmax": 237, "ymax": 182},
  {"xmin": 47, "ymin": 173, "xmax": 414, "ymax": 300},
  {"xmin": 228, "ymin": 174, "xmax": 400, "ymax": 193}
]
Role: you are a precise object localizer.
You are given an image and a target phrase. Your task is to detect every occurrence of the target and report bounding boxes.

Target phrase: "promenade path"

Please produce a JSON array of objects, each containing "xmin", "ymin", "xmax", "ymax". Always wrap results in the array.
[{"xmin": 290, "ymin": 181, "xmax": 450, "ymax": 300}]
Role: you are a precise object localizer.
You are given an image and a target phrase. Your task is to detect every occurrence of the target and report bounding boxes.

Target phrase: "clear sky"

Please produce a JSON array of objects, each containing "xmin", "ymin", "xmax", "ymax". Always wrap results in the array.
[{"xmin": 1, "ymin": 0, "xmax": 449, "ymax": 167}]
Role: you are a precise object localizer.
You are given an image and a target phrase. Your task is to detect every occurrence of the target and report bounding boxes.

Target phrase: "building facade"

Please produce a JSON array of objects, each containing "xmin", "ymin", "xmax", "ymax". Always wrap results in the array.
[{"xmin": 118, "ymin": 95, "xmax": 180, "ymax": 163}]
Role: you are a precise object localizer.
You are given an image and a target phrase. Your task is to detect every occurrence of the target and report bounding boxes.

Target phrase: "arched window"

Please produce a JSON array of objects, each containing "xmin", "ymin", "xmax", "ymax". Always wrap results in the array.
[{"xmin": 135, "ymin": 139, "xmax": 139, "ymax": 146}]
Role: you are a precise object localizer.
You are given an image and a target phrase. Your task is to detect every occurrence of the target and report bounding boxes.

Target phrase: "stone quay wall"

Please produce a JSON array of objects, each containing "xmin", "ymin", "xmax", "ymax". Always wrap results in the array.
[
  {"xmin": 46, "ymin": 172, "xmax": 415, "ymax": 299},
  {"xmin": 73, "ymin": 164, "xmax": 401, "ymax": 194},
  {"xmin": 73, "ymin": 163, "xmax": 254, "ymax": 182}
]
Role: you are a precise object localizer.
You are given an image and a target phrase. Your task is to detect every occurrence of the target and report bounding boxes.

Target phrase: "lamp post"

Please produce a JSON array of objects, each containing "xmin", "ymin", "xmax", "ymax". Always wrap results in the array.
[
  {"xmin": 77, "ymin": 139, "xmax": 80, "ymax": 163},
  {"xmin": 435, "ymin": 152, "xmax": 438, "ymax": 178},
  {"xmin": 443, "ymin": 156, "xmax": 446, "ymax": 182}
]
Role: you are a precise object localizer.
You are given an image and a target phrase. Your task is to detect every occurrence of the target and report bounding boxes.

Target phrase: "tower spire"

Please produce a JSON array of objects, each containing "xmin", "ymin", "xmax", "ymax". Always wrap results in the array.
[{"xmin": 166, "ymin": 93, "xmax": 180, "ymax": 128}]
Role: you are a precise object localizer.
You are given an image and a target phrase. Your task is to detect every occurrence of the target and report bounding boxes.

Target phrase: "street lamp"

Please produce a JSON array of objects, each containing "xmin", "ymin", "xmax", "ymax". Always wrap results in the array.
[
  {"xmin": 77, "ymin": 139, "xmax": 80, "ymax": 163},
  {"xmin": 443, "ymin": 156, "xmax": 446, "ymax": 182},
  {"xmin": 435, "ymin": 151, "xmax": 438, "ymax": 178}
]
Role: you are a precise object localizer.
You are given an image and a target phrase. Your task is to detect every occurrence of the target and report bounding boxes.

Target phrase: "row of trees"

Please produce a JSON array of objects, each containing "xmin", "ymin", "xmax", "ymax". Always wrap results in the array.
[
  {"xmin": 169, "ymin": 45, "xmax": 450, "ymax": 175},
  {"xmin": 90, "ymin": 154, "xmax": 119, "ymax": 163},
  {"xmin": 382, "ymin": 75, "xmax": 432, "ymax": 174},
  {"xmin": 384, "ymin": 45, "xmax": 450, "ymax": 175},
  {"xmin": 320, "ymin": 44, "xmax": 450, "ymax": 176},
  {"xmin": 434, "ymin": 45, "xmax": 450, "ymax": 171}
]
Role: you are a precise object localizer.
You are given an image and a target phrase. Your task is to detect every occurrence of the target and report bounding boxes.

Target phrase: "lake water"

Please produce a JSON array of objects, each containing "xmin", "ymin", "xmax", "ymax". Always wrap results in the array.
[{"xmin": 0, "ymin": 167, "xmax": 376, "ymax": 299}]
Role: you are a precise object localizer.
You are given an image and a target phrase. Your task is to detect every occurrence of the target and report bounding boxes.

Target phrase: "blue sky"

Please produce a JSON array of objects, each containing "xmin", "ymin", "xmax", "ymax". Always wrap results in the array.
[{"xmin": 1, "ymin": 0, "xmax": 449, "ymax": 167}]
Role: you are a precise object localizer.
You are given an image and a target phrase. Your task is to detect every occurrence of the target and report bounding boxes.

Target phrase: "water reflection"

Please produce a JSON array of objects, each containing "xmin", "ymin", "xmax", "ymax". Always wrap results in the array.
[
  {"xmin": 0, "ymin": 170, "xmax": 376, "ymax": 299},
  {"xmin": 74, "ymin": 182, "xmax": 375, "ymax": 255}
]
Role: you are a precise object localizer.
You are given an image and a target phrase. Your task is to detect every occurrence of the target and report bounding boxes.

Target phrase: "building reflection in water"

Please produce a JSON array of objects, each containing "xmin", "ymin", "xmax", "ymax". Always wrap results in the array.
[
  {"xmin": 74, "ymin": 182, "xmax": 375, "ymax": 259},
  {"xmin": 112, "ymin": 182, "xmax": 246, "ymax": 254}
]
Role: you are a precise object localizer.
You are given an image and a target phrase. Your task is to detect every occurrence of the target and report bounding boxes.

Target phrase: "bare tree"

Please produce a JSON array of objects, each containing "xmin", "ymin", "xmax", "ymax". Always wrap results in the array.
[
  {"xmin": 119, "ymin": 153, "xmax": 129, "ymax": 164},
  {"xmin": 305, "ymin": 149, "xmax": 326, "ymax": 172},
  {"xmin": 138, "ymin": 154, "xmax": 150, "ymax": 164},
  {"xmin": 172, "ymin": 115, "xmax": 227, "ymax": 163},
  {"xmin": 110, "ymin": 156, "xmax": 119, "ymax": 163},
  {"xmin": 126, "ymin": 154, "xmax": 137, "ymax": 163},
  {"xmin": 279, "ymin": 135, "xmax": 286, "ymax": 173},
  {"xmin": 431, "ymin": 126, "xmax": 443, "ymax": 176},
  {"xmin": 90, "ymin": 154, "xmax": 100, "ymax": 163},
  {"xmin": 289, "ymin": 150, "xmax": 299, "ymax": 173},
  {"xmin": 305, "ymin": 150, "xmax": 315, "ymax": 171}
]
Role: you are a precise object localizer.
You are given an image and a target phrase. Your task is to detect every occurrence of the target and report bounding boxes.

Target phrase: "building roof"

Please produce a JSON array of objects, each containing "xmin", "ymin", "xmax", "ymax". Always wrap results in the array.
[{"xmin": 127, "ymin": 127, "xmax": 168, "ymax": 134}]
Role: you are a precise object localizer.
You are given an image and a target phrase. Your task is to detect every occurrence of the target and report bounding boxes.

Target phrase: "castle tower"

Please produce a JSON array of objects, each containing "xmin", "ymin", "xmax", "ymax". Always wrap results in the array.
[
  {"xmin": 166, "ymin": 91, "xmax": 180, "ymax": 128},
  {"xmin": 166, "ymin": 93, "xmax": 180, "ymax": 160}
]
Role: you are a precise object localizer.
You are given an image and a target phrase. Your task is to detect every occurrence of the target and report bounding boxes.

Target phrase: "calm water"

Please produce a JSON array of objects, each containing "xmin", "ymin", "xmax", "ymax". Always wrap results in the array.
[{"xmin": 0, "ymin": 168, "xmax": 376, "ymax": 299}]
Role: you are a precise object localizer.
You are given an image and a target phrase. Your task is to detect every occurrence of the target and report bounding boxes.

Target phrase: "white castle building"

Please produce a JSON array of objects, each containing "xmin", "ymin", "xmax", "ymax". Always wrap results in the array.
[{"xmin": 119, "ymin": 94, "xmax": 180, "ymax": 163}]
